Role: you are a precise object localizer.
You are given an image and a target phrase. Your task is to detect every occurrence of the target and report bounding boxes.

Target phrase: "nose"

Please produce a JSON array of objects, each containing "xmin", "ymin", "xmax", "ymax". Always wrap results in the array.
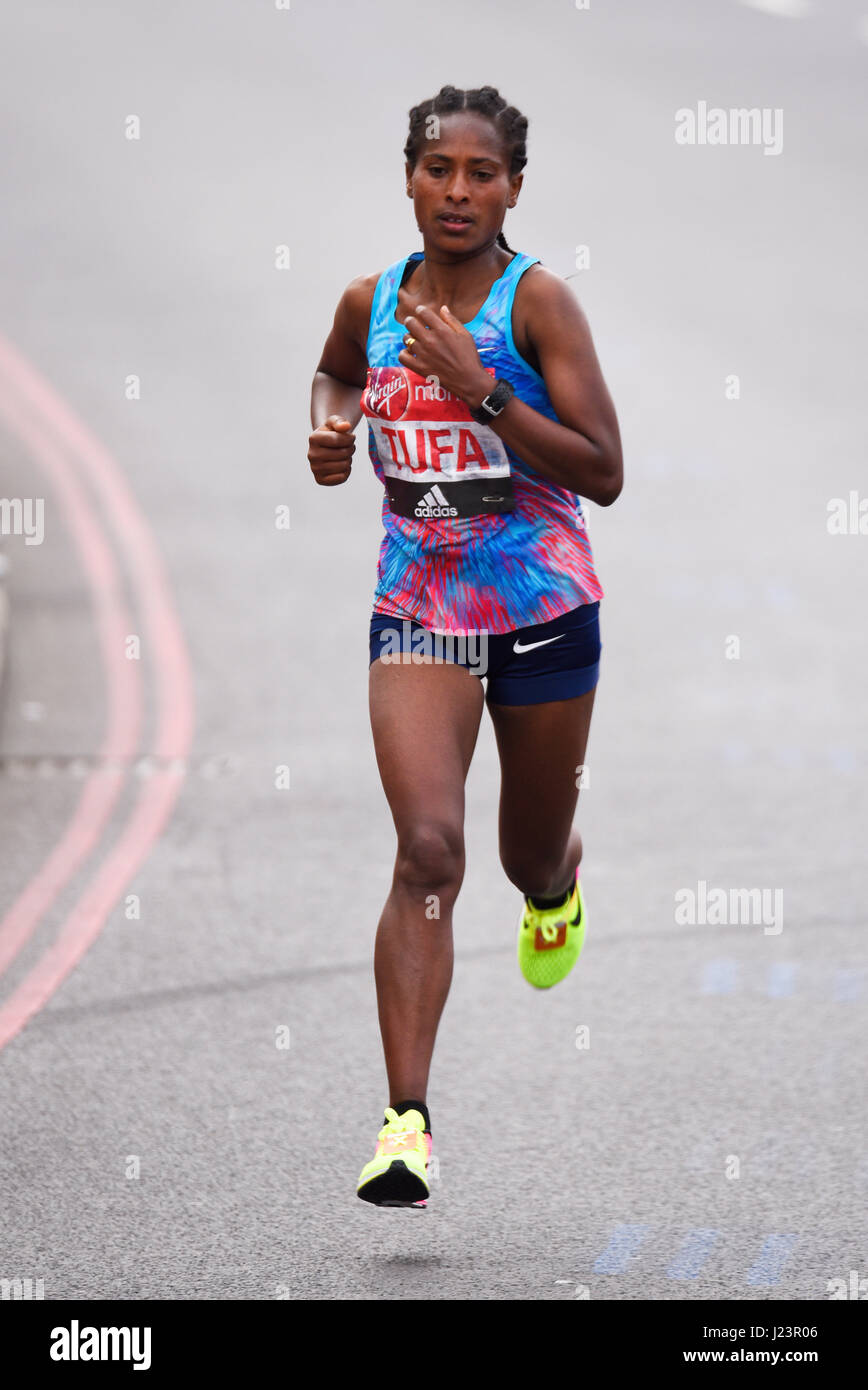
[{"xmin": 445, "ymin": 173, "xmax": 471, "ymax": 203}]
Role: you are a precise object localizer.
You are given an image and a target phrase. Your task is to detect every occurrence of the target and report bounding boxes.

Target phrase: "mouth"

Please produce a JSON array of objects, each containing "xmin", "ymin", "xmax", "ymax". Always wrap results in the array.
[{"xmin": 438, "ymin": 213, "xmax": 473, "ymax": 228}]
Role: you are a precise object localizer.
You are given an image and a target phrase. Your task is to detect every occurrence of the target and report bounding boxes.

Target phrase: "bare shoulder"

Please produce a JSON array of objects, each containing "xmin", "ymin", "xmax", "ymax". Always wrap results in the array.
[
  {"xmin": 344, "ymin": 269, "xmax": 382, "ymax": 307},
  {"xmin": 509, "ymin": 262, "xmax": 589, "ymax": 371},
  {"xmin": 512, "ymin": 261, "xmax": 600, "ymax": 369},
  {"xmin": 315, "ymin": 269, "xmax": 387, "ymax": 382},
  {"xmin": 338, "ymin": 270, "xmax": 382, "ymax": 346},
  {"xmin": 513, "ymin": 261, "xmax": 590, "ymax": 324}
]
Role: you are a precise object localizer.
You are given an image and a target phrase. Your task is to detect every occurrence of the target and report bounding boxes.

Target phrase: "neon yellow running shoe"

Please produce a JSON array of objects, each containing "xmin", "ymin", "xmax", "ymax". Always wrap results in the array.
[
  {"xmin": 357, "ymin": 1107, "xmax": 431, "ymax": 1207},
  {"xmin": 517, "ymin": 869, "xmax": 587, "ymax": 989}
]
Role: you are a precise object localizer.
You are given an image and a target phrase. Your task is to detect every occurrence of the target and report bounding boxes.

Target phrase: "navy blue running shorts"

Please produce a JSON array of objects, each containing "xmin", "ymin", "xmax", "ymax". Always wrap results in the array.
[{"xmin": 369, "ymin": 602, "xmax": 601, "ymax": 705}]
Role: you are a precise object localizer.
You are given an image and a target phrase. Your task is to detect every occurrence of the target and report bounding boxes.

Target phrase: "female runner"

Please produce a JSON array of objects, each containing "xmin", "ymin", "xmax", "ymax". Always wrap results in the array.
[{"xmin": 308, "ymin": 85, "xmax": 622, "ymax": 1207}]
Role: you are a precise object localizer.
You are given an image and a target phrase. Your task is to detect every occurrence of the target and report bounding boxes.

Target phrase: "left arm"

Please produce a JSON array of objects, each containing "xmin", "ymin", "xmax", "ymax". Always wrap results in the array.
[{"xmin": 398, "ymin": 268, "xmax": 623, "ymax": 507}]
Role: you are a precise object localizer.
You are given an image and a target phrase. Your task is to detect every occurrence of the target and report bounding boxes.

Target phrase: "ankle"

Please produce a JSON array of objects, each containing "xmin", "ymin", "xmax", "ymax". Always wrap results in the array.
[
  {"xmin": 528, "ymin": 878, "xmax": 574, "ymax": 910},
  {"xmin": 390, "ymin": 1097, "xmax": 431, "ymax": 1134}
]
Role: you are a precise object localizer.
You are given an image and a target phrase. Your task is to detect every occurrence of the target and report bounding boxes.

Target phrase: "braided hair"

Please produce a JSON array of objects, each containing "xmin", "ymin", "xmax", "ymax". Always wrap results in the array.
[{"xmin": 404, "ymin": 85, "xmax": 528, "ymax": 253}]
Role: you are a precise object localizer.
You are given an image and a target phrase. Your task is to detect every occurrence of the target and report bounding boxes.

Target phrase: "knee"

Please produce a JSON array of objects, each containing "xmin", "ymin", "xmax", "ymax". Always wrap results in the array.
[{"xmin": 395, "ymin": 823, "xmax": 465, "ymax": 900}]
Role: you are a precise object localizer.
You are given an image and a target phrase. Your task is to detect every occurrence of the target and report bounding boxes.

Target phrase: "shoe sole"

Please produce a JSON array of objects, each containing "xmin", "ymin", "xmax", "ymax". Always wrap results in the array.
[{"xmin": 357, "ymin": 1159, "xmax": 429, "ymax": 1208}]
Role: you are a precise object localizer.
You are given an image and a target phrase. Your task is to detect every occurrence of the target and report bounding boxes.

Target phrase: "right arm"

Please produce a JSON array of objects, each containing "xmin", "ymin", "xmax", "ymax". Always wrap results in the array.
[{"xmin": 308, "ymin": 273, "xmax": 377, "ymax": 486}]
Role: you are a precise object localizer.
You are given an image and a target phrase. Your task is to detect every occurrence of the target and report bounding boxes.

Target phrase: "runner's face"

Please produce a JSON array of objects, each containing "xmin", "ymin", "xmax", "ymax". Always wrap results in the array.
[{"xmin": 406, "ymin": 113, "xmax": 522, "ymax": 251}]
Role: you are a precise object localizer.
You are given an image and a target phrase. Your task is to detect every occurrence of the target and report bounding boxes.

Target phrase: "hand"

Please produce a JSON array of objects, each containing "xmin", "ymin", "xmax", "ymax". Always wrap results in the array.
[
  {"xmin": 308, "ymin": 415, "xmax": 355, "ymax": 486},
  {"xmin": 396, "ymin": 296, "xmax": 492, "ymax": 406}
]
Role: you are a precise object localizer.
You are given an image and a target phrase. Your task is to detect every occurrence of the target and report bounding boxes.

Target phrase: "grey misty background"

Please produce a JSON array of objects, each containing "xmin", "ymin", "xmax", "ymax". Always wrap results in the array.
[{"xmin": 0, "ymin": 0, "xmax": 864, "ymax": 1299}]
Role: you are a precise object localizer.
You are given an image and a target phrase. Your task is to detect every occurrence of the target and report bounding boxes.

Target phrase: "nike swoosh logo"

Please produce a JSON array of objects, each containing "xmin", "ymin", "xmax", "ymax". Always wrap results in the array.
[{"xmin": 512, "ymin": 634, "xmax": 566, "ymax": 654}]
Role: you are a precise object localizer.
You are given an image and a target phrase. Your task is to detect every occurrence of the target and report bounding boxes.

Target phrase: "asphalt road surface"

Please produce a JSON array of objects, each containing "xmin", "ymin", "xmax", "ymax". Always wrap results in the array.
[{"xmin": 0, "ymin": 0, "xmax": 866, "ymax": 1302}]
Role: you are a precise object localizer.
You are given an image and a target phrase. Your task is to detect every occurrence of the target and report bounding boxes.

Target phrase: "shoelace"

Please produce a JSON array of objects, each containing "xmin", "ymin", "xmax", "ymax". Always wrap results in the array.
[
  {"xmin": 524, "ymin": 889, "xmax": 577, "ymax": 942},
  {"xmin": 378, "ymin": 1107, "xmax": 423, "ymax": 1143}
]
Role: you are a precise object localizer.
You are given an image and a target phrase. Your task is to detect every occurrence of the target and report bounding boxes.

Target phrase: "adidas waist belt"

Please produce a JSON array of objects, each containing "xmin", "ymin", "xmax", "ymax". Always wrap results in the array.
[{"xmin": 387, "ymin": 476, "xmax": 515, "ymax": 520}]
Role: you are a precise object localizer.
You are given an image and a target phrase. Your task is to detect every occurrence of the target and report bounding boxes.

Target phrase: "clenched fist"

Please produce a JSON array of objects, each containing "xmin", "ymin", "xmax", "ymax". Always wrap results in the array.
[{"xmin": 308, "ymin": 415, "xmax": 355, "ymax": 486}]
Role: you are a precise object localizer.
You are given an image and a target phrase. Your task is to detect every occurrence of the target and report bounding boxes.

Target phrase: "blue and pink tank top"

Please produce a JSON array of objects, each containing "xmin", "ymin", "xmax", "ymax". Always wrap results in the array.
[{"xmin": 360, "ymin": 249, "xmax": 604, "ymax": 634}]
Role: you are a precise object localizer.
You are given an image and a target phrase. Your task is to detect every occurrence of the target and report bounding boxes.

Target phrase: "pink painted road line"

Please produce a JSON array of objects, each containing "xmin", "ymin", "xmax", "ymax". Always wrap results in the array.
[
  {"xmin": 0, "ymin": 386, "xmax": 142, "ymax": 977},
  {"xmin": 0, "ymin": 334, "xmax": 195, "ymax": 1049}
]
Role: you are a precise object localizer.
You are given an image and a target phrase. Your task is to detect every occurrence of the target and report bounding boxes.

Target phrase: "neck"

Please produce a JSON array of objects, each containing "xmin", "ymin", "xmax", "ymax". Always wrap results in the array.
[{"xmin": 415, "ymin": 236, "xmax": 510, "ymax": 305}]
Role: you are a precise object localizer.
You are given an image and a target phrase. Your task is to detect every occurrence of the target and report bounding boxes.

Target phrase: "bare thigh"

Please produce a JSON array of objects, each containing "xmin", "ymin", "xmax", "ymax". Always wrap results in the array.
[{"xmin": 369, "ymin": 657, "xmax": 485, "ymax": 884}]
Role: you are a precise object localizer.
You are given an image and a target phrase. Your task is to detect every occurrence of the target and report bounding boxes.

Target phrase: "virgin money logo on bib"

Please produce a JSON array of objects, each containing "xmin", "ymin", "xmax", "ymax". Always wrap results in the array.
[{"xmin": 365, "ymin": 367, "xmax": 410, "ymax": 422}]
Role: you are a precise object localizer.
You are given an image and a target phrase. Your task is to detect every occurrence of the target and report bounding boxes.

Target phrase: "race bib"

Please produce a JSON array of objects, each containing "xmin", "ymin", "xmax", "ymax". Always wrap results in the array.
[{"xmin": 361, "ymin": 365, "xmax": 514, "ymax": 519}]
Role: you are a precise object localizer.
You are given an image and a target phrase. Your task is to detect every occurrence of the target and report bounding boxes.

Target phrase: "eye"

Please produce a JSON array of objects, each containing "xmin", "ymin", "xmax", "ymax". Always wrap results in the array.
[{"xmin": 474, "ymin": 171, "xmax": 493, "ymax": 180}]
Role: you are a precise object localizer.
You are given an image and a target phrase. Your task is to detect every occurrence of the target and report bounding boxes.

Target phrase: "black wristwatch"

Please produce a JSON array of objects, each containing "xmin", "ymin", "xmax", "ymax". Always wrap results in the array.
[{"xmin": 469, "ymin": 377, "xmax": 514, "ymax": 426}]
